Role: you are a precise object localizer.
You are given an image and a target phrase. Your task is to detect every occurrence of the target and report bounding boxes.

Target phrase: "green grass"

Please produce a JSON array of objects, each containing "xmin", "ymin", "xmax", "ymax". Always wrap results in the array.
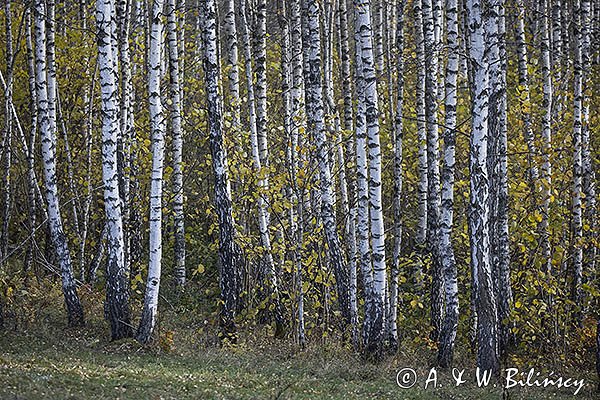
[{"xmin": 0, "ymin": 293, "xmax": 597, "ymax": 399}]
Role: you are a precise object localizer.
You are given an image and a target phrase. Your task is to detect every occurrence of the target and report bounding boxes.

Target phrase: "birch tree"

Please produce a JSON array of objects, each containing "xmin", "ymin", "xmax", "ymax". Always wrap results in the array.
[
  {"xmin": 516, "ymin": 0, "xmax": 539, "ymax": 188},
  {"xmin": 223, "ymin": 0, "xmax": 240, "ymax": 125},
  {"xmin": 255, "ymin": 0, "xmax": 268, "ymax": 168},
  {"xmin": 414, "ymin": 0, "xmax": 428, "ymax": 285},
  {"xmin": 34, "ymin": 0, "xmax": 84, "ymax": 327},
  {"xmin": 486, "ymin": 0, "xmax": 512, "ymax": 353},
  {"xmin": 238, "ymin": 0, "xmax": 285, "ymax": 332},
  {"xmin": 166, "ymin": 0, "xmax": 186, "ymax": 286},
  {"xmin": 438, "ymin": 0, "xmax": 459, "ymax": 367},
  {"xmin": 1, "ymin": 0, "xmax": 13, "ymax": 260},
  {"xmin": 422, "ymin": 0, "xmax": 444, "ymax": 342},
  {"xmin": 466, "ymin": 0, "xmax": 499, "ymax": 373},
  {"xmin": 137, "ymin": 0, "xmax": 166, "ymax": 344},
  {"xmin": 304, "ymin": 0, "xmax": 351, "ymax": 327},
  {"xmin": 580, "ymin": 0, "xmax": 596, "ymax": 278},
  {"xmin": 337, "ymin": 0, "xmax": 359, "ymax": 346},
  {"xmin": 387, "ymin": 0, "xmax": 406, "ymax": 353},
  {"xmin": 289, "ymin": 0, "xmax": 307, "ymax": 346},
  {"xmin": 97, "ymin": 0, "xmax": 133, "ymax": 340},
  {"xmin": 354, "ymin": 0, "xmax": 387, "ymax": 359},
  {"xmin": 540, "ymin": 0, "xmax": 553, "ymax": 278},
  {"xmin": 571, "ymin": 0, "xmax": 590, "ymax": 314},
  {"xmin": 24, "ymin": 5, "xmax": 39, "ymax": 274},
  {"xmin": 202, "ymin": 0, "xmax": 245, "ymax": 342},
  {"xmin": 116, "ymin": 0, "xmax": 134, "ymax": 276}
]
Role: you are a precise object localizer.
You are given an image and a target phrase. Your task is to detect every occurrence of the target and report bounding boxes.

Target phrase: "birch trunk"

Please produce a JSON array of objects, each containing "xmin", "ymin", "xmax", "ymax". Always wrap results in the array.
[
  {"xmin": 387, "ymin": 0, "xmax": 406, "ymax": 353},
  {"xmin": 290, "ymin": 0, "xmax": 306, "ymax": 346},
  {"xmin": 541, "ymin": 0, "xmax": 553, "ymax": 278},
  {"xmin": 337, "ymin": 0, "xmax": 359, "ymax": 347},
  {"xmin": 467, "ymin": 0, "xmax": 499, "ymax": 373},
  {"xmin": 571, "ymin": 0, "xmax": 589, "ymax": 316},
  {"xmin": 116, "ymin": 0, "xmax": 134, "ymax": 277},
  {"xmin": 437, "ymin": 0, "xmax": 459, "ymax": 367},
  {"xmin": 580, "ymin": 0, "xmax": 596, "ymax": 280},
  {"xmin": 24, "ymin": 5, "xmax": 39, "ymax": 274},
  {"xmin": 97, "ymin": 0, "xmax": 133, "ymax": 340},
  {"xmin": 239, "ymin": 0, "xmax": 285, "ymax": 333},
  {"xmin": 486, "ymin": 0, "xmax": 512, "ymax": 354},
  {"xmin": 255, "ymin": 0, "xmax": 269, "ymax": 168},
  {"xmin": 202, "ymin": 0, "xmax": 244, "ymax": 343},
  {"xmin": 304, "ymin": 0, "xmax": 351, "ymax": 327},
  {"xmin": 137, "ymin": 0, "xmax": 166, "ymax": 344},
  {"xmin": 354, "ymin": 0, "xmax": 387, "ymax": 359},
  {"xmin": 516, "ymin": 0, "xmax": 539, "ymax": 187},
  {"xmin": 1, "ymin": 0, "xmax": 13, "ymax": 260},
  {"xmin": 422, "ymin": 0, "xmax": 444, "ymax": 342},
  {"xmin": 34, "ymin": 0, "xmax": 84, "ymax": 327},
  {"xmin": 166, "ymin": 0, "xmax": 186, "ymax": 286},
  {"xmin": 415, "ymin": 0, "xmax": 428, "ymax": 277},
  {"xmin": 223, "ymin": 0, "xmax": 240, "ymax": 126}
]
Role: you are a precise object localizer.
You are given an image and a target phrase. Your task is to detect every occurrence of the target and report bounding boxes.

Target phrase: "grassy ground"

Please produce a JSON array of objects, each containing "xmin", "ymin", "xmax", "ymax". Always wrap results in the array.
[{"xmin": 0, "ymin": 290, "xmax": 597, "ymax": 399}]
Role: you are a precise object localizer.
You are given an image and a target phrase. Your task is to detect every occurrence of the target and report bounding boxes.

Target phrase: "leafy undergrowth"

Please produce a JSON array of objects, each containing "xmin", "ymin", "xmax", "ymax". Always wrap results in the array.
[{"xmin": 0, "ymin": 288, "xmax": 597, "ymax": 399}]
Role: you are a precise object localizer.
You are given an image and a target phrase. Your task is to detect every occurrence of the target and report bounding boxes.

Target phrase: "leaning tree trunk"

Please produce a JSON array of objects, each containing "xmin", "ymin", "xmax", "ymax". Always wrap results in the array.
[
  {"xmin": 202, "ymin": 0, "xmax": 245, "ymax": 343},
  {"xmin": 34, "ymin": 0, "xmax": 84, "ymax": 327},
  {"xmin": 97, "ymin": 0, "xmax": 133, "ymax": 340},
  {"xmin": 437, "ymin": 0, "xmax": 459, "ymax": 368},
  {"xmin": 137, "ymin": 0, "xmax": 166, "ymax": 344},
  {"xmin": 354, "ymin": 0, "xmax": 387, "ymax": 360},
  {"xmin": 466, "ymin": 0, "xmax": 499, "ymax": 373},
  {"xmin": 166, "ymin": 0, "xmax": 186, "ymax": 286}
]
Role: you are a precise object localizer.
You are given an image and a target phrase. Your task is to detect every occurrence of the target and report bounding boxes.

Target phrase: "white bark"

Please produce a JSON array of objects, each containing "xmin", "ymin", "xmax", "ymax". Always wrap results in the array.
[
  {"xmin": 34, "ymin": 0, "xmax": 84, "ymax": 327},
  {"xmin": 223, "ymin": 0, "xmax": 240, "ymax": 126},
  {"xmin": 166, "ymin": 0, "xmax": 186, "ymax": 286},
  {"xmin": 305, "ymin": 0, "xmax": 352, "ymax": 326},
  {"xmin": 467, "ymin": 0, "xmax": 499, "ymax": 372},
  {"xmin": 354, "ymin": 0, "xmax": 387, "ymax": 359},
  {"xmin": 202, "ymin": 0, "xmax": 244, "ymax": 342},
  {"xmin": 387, "ymin": 0, "xmax": 406, "ymax": 353},
  {"xmin": 337, "ymin": 0, "xmax": 358, "ymax": 347},
  {"xmin": 516, "ymin": 0, "xmax": 539, "ymax": 186},
  {"xmin": 415, "ymin": 0, "xmax": 428, "ymax": 258},
  {"xmin": 422, "ymin": 0, "xmax": 444, "ymax": 342},
  {"xmin": 137, "ymin": 0, "xmax": 166, "ymax": 344},
  {"xmin": 438, "ymin": 0, "xmax": 459, "ymax": 367},
  {"xmin": 1, "ymin": 0, "xmax": 13, "ymax": 260},
  {"xmin": 541, "ymin": 0, "xmax": 553, "ymax": 277},
  {"xmin": 97, "ymin": 0, "xmax": 133, "ymax": 340}
]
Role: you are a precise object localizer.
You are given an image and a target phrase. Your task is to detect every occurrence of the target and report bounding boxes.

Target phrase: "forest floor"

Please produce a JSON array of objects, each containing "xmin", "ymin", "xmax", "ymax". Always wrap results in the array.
[{"xmin": 0, "ymin": 288, "xmax": 597, "ymax": 399}]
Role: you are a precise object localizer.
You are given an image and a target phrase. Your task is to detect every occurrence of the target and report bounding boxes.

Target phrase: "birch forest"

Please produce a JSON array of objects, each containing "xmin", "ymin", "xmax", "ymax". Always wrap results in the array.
[{"xmin": 0, "ymin": 0, "xmax": 599, "ymax": 397}]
